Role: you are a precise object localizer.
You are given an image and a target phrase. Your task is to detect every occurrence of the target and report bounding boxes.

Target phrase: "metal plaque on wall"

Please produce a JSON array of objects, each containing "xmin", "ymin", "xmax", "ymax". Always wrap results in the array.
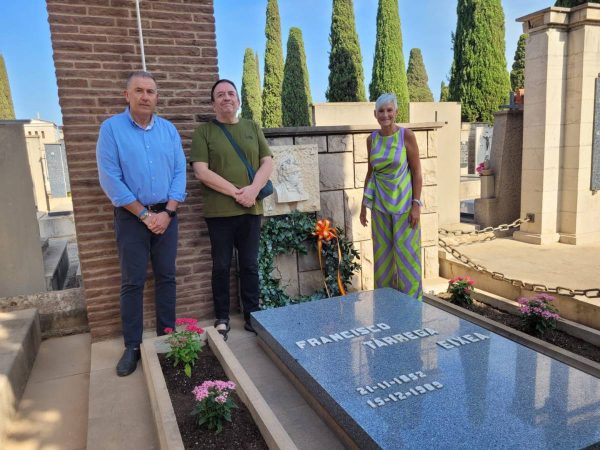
[{"xmin": 591, "ymin": 76, "xmax": 600, "ymax": 190}]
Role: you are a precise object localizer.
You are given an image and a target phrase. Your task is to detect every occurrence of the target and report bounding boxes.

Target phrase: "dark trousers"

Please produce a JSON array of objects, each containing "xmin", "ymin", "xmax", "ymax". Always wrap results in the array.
[
  {"xmin": 114, "ymin": 207, "xmax": 178, "ymax": 348},
  {"xmin": 205, "ymin": 214, "xmax": 261, "ymax": 322}
]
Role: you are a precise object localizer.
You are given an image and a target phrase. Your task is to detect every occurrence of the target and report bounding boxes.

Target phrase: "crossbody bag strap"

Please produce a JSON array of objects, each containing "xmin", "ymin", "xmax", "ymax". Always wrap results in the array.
[{"xmin": 212, "ymin": 119, "xmax": 255, "ymax": 179}]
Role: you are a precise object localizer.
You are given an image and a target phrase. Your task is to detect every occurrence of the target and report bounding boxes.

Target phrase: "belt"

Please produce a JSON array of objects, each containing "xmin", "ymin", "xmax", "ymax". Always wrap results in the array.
[{"xmin": 146, "ymin": 202, "xmax": 168, "ymax": 213}]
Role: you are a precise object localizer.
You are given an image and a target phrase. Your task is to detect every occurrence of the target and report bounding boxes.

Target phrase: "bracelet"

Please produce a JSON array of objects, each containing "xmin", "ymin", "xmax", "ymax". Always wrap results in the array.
[{"xmin": 411, "ymin": 199, "xmax": 424, "ymax": 207}]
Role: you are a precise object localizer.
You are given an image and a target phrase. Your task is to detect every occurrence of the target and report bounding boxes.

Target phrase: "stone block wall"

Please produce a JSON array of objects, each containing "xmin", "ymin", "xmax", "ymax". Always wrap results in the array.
[
  {"xmin": 264, "ymin": 124, "xmax": 441, "ymax": 296},
  {"xmin": 47, "ymin": 0, "xmax": 221, "ymax": 341}
]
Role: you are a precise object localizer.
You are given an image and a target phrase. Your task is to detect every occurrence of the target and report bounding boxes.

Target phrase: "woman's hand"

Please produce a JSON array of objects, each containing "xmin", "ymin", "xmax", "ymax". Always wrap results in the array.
[
  {"xmin": 409, "ymin": 204, "xmax": 421, "ymax": 228},
  {"xmin": 360, "ymin": 205, "xmax": 368, "ymax": 227}
]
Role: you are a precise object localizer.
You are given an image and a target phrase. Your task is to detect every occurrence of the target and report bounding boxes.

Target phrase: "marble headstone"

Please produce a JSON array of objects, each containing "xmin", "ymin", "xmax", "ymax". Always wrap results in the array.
[
  {"xmin": 252, "ymin": 288, "xmax": 600, "ymax": 450},
  {"xmin": 263, "ymin": 144, "xmax": 320, "ymax": 217}
]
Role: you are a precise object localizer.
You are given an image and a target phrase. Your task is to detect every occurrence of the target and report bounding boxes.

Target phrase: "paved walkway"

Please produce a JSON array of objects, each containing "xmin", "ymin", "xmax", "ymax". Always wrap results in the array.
[
  {"xmin": 441, "ymin": 235, "xmax": 600, "ymax": 292},
  {"xmin": 5, "ymin": 333, "xmax": 90, "ymax": 450}
]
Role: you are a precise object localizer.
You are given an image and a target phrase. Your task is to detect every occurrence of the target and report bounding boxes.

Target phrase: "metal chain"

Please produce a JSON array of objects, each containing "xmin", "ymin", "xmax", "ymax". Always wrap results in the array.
[
  {"xmin": 438, "ymin": 217, "xmax": 530, "ymax": 236},
  {"xmin": 437, "ymin": 218, "xmax": 600, "ymax": 299}
]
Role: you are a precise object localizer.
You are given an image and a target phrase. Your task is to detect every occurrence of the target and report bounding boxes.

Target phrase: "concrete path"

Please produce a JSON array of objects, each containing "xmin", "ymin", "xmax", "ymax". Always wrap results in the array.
[
  {"xmin": 5, "ymin": 333, "xmax": 90, "ymax": 450},
  {"xmin": 442, "ymin": 236, "xmax": 600, "ymax": 292}
]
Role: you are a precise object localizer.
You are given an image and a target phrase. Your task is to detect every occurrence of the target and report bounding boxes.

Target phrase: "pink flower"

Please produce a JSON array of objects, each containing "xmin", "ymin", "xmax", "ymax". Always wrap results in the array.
[
  {"xmin": 164, "ymin": 327, "xmax": 173, "ymax": 334},
  {"xmin": 215, "ymin": 395, "xmax": 227, "ymax": 404}
]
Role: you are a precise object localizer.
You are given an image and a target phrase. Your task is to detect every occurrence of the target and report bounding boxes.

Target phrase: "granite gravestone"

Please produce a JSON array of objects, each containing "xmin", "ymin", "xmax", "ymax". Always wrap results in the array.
[{"xmin": 252, "ymin": 288, "xmax": 600, "ymax": 450}]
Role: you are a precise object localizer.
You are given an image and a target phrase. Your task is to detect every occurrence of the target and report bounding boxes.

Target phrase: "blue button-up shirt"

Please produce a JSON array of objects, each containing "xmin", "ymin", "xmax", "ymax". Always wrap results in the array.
[{"xmin": 96, "ymin": 109, "xmax": 187, "ymax": 207}]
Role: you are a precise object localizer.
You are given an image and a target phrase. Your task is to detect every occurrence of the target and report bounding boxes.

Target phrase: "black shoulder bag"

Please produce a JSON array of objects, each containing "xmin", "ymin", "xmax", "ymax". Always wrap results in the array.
[{"xmin": 212, "ymin": 119, "xmax": 274, "ymax": 200}]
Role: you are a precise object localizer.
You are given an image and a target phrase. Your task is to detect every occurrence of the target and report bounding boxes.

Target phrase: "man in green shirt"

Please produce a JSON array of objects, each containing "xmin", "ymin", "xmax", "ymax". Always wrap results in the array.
[{"xmin": 190, "ymin": 79, "xmax": 273, "ymax": 337}]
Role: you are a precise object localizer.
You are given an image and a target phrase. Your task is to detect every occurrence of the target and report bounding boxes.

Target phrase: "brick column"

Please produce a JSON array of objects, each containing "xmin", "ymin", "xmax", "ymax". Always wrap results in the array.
[{"xmin": 47, "ymin": 0, "xmax": 224, "ymax": 340}]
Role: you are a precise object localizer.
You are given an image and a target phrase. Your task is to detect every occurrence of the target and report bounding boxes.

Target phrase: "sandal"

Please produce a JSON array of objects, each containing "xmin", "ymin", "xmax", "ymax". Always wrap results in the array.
[{"xmin": 214, "ymin": 319, "xmax": 230, "ymax": 341}]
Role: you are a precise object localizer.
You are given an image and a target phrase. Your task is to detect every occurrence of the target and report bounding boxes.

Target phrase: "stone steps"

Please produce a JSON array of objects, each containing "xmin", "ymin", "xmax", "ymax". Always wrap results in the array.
[{"xmin": 0, "ymin": 309, "xmax": 41, "ymax": 449}]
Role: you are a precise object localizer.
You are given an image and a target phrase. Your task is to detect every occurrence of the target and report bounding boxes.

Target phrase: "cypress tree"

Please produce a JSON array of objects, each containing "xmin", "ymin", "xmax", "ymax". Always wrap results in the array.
[
  {"xmin": 282, "ymin": 27, "xmax": 313, "ymax": 127},
  {"xmin": 0, "ymin": 55, "xmax": 15, "ymax": 120},
  {"xmin": 448, "ymin": 0, "xmax": 511, "ymax": 122},
  {"xmin": 241, "ymin": 48, "xmax": 262, "ymax": 125},
  {"xmin": 510, "ymin": 34, "xmax": 527, "ymax": 92},
  {"xmin": 440, "ymin": 81, "xmax": 450, "ymax": 102},
  {"xmin": 326, "ymin": 0, "xmax": 366, "ymax": 102},
  {"xmin": 555, "ymin": 0, "xmax": 599, "ymax": 6},
  {"xmin": 369, "ymin": 0, "xmax": 410, "ymax": 120},
  {"xmin": 406, "ymin": 48, "xmax": 434, "ymax": 103},
  {"xmin": 262, "ymin": 0, "xmax": 284, "ymax": 127},
  {"xmin": 255, "ymin": 51, "xmax": 262, "ymax": 92}
]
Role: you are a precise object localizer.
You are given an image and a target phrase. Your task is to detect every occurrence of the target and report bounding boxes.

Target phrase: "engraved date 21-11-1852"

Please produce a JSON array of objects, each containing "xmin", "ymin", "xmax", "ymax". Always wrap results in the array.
[{"xmin": 356, "ymin": 370, "xmax": 444, "ymax": 409}]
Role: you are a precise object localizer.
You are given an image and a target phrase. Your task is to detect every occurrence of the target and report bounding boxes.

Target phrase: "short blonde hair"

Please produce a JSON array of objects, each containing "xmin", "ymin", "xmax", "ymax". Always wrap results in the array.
[{"xmin": 375, "ymin": 93, "xmax": 397, "ymax": 110}]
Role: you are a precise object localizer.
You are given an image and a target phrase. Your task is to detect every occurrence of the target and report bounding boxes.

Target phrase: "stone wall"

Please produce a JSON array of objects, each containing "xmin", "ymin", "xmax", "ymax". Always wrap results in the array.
[
  {"xmin": 47, "ymin": 0, "xmax": 221, "ymax": 341},
  {"xmin": 263, "ymin": 124, "xmax": 442, "ymax": 295},
  {"xmin": 0, "ymin": 122, "xmax": 47, "ymax": 297},
  {"xmin": 515, "ymin": 4, "xmax": 600, "ymax": 245}
]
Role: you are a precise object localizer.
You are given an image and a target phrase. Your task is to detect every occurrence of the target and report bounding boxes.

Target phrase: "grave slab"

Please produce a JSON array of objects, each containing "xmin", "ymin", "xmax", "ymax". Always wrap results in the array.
[{"xmin": 252, "ymin": 288, "xmax": 600, "ymax": 450}]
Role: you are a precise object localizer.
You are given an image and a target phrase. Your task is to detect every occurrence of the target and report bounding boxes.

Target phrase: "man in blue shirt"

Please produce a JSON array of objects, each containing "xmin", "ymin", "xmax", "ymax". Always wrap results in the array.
[{"xmin": 96, "ymin": 71, "xmax": 187, "ymax": 377}]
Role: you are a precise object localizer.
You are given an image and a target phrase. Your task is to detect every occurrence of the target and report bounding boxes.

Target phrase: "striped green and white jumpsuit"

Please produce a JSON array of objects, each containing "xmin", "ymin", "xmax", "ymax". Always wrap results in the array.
[{"xmin": 362, "ymin": 128, "xmax": 422, "ymax": 298}]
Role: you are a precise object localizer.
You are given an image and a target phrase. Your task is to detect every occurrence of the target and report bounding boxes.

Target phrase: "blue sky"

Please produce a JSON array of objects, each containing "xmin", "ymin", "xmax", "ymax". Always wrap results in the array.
[{"xmin": 0, "ymin": 0, "xmax": 551, "ymax": 126}]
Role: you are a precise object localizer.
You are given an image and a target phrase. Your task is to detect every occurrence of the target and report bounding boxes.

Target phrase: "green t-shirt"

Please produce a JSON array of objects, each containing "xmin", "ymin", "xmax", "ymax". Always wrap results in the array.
[{"xmin": 190, "ymin": 119, "xmax": 273, "ymax": 218}]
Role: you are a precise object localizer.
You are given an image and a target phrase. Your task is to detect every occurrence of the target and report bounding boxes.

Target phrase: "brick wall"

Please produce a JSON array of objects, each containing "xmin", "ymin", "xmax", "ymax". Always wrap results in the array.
[{"xmin": 47, "ymin": 0, "xmax": 225, "ymax": 341}]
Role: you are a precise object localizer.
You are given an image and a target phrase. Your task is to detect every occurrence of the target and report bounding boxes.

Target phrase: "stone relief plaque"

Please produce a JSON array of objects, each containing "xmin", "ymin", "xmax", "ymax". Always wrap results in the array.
[
  {"xmin": 263, "ymin": 144, "xmax": 320, "ymax": 217},
  {"xmin": 591, "ymin": 77, "xmax": 600, "ymax": 191}
]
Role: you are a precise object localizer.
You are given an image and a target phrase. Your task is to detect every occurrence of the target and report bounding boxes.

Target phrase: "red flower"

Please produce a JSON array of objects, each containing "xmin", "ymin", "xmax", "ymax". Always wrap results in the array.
[
  {"xmin": 186, "ymin": 324, "xmax": 204, "ymax": 335},
  {"xmin": 164, "ymin": 327, "xmax": 174, "ymax": 334}
]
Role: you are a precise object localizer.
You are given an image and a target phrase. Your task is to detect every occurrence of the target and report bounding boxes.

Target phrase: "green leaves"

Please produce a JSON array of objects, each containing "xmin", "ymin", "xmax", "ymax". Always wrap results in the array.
[
  {"xmin": 262, "ymin": 0, "xmax": 284, "ymax": 127},
  {"xmin": 407, "ymin": 48, "xmax": 434, "ymax": 103},
  {"xmin": 369, "ymin": 0, "xmax": 409, "ymax": 121},
  {"xmin": 165, "ymin": 330, "xmax": 203, "ymax": 378},
  {"xmin": 326, "ymin": 0, "xmax": 366, "ymax": 102},
  {"xmin": 241, "ymin": 48, "xmax": 263, "ymax": 125},
  {"xmin": 510, "ymin": 34, "xmax": 527, "ymax": 92},
  {"xmin": 282, "ymin": 27, "xmax": 312, "ymax": 127},
  {"xmin": 0, "ymin": 55, "xmax": 15, "ymax": 120},
  {"xmin": 258, "ymin": 211, "xmax": 361, "ymax": 308},
  {"xmin": 448, "ymin": 0, "xmax": 511, "ymax": 122}
]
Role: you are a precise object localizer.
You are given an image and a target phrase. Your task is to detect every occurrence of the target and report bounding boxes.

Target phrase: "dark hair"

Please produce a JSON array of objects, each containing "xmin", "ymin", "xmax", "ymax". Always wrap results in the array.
[
  {"xmin": 210, "ymin": 79, "xmax": 238, "ymax": 101},
  {"xmin": 126, "ymin": 71, "xmax": 157, "ymax": 89}
]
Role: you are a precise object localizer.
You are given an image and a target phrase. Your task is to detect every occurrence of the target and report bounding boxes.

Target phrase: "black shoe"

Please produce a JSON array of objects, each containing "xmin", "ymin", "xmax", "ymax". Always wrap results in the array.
[
  {"xmin": 244, "ymin": 320, "xmax": 257, "ymax": 334},
  {"xmin": 214, "ymin": 319, "xmax": 230, "ymax": 341},
  {"xmin": 116, "ymin": 347, "xmax": 140, "ymax": 377}
]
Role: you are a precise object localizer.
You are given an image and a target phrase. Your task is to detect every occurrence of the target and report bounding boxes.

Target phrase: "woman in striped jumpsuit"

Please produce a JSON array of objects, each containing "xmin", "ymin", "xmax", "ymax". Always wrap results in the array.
[{"xmin": 359, "ymin": 93, "xmax": 423, "ymax": 298}]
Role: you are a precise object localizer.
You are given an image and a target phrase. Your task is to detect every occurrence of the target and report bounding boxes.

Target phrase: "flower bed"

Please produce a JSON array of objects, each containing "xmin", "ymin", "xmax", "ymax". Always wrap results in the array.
[
  {"xmin": 158, "ymin": 347, "xmax": 266, "ymax": 449},
  {"xmin": 430, "ymin": 293, "xmax": 600, "ymax": 368},
  {"xmin": 140, "ymin": 328, "xmax": 297, "ymax": 450}
]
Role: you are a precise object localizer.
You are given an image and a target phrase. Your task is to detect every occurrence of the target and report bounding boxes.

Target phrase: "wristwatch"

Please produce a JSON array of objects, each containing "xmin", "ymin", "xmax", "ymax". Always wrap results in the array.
[
  {"xmin": 138, "ymin": 208, "xmax": 150, "ymax": 221},
  {"xmin": 165, "ymin": 208, "xmax": 177, "ymax": 218},
  {"xmin": 412, "ymin": 199, "xmax": 424, "ymax": 207}
]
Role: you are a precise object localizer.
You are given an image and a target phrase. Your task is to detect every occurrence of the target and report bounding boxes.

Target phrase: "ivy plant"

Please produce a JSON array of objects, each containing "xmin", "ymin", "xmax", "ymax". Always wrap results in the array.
[{"xmin": 258, "ymin": 210, "xmax": 361, "ymax": 309}]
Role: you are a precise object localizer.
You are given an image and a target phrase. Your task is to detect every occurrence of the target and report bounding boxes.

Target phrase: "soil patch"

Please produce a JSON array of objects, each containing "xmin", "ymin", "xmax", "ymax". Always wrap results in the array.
[
  {"xmin": 159, "ymin": 346, "xmax": 268, "ymax": 450},
  {"xmin": 441, "ymin": 296, "xmax": 600, "ymax": 364}
]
